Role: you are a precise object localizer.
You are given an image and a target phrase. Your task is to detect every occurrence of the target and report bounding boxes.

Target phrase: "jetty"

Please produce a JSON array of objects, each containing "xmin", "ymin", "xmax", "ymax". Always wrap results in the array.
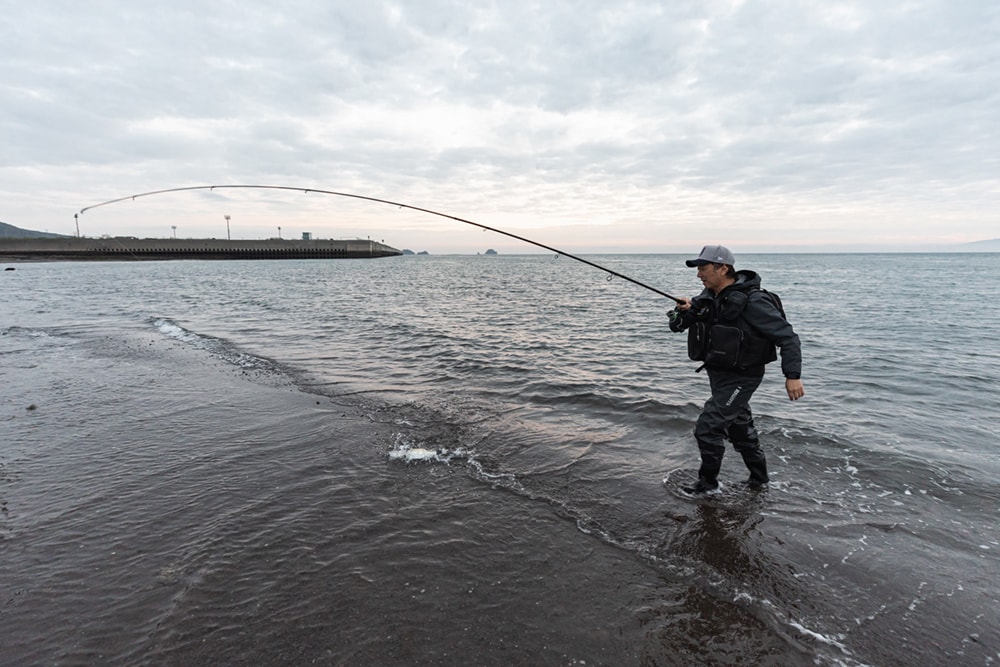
[{"xmin": 0, "ymin": 237, "xmax": 402, "ymax": 261}]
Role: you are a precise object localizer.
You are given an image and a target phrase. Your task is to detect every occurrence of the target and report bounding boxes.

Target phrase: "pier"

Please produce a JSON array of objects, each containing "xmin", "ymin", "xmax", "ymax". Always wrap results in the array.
[{"xmin": 0, "ymin": 237, "xmax": 402, "ymax": 261}]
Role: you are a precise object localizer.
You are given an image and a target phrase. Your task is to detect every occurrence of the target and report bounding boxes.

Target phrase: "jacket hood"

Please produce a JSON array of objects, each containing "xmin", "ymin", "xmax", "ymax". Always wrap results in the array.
[
  {"xmin": 731, "ymin": 269, "xmax": 762, "ymax": 292},
  {"xmin": 692, "ymin": 269, "xmax": 762, "ymax": 303}
]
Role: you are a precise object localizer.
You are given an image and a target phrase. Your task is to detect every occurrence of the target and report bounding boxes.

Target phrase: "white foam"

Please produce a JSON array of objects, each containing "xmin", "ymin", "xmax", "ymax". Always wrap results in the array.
[
  {"xmin": 390, "ymin": 446, "xmax": 439, "ymax": 462},
  {"xmin": 155, "ymin": 318, "xmax": 194, "ymax": 340},
  {"xmin": 786, "ymin": 619, "xmax": 851, "ymax": 653},
  {"xmin": 387, "ymin": 433, "xmax": 472, "ymax": 464}
]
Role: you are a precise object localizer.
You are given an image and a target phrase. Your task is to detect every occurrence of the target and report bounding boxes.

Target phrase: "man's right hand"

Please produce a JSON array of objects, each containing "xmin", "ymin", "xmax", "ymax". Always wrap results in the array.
[{"xmin": 676, "ymin": 297, "xmax": 692, "ymax": 311}]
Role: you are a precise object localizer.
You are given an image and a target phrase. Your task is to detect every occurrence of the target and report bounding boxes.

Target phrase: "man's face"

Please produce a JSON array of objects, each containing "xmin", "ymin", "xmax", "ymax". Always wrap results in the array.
[{"xmin": 696, "ymin": 263, "xmax": 729, "ymax": 293}]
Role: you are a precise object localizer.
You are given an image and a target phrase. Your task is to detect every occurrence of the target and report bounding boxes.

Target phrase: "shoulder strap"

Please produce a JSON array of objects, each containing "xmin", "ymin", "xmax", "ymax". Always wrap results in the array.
[{"xmin": 754, "ymin": 288, "xmax": 786, "ymax": 319}]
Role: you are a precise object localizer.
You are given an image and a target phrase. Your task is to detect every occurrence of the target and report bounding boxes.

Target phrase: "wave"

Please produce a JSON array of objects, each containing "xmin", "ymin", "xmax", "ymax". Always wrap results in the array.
[{"xmin": 150, "ymin": 318, "xmax": 279, "ymax": 373}]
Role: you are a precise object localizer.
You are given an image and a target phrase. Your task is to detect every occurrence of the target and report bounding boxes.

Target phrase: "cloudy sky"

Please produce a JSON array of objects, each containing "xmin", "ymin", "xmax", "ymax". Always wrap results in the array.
[{"xmin": 3, "ymin": 1, "xmax": 997, "ymax": 252}]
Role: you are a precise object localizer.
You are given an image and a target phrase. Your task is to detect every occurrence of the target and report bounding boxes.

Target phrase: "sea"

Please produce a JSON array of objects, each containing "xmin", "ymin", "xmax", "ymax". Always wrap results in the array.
[{"xmin": 1, "ymin": 252, "xmax": 998, "ymax": 666}]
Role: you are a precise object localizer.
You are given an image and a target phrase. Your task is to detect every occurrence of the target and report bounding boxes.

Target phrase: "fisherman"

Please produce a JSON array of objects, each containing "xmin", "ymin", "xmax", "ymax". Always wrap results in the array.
[{"xmin": 667, "ymin": 245, "xmax": 804, "ymax": 494}]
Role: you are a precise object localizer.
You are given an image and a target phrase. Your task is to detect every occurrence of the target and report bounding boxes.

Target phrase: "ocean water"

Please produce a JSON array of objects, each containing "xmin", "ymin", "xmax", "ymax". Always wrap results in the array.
[{"xmin": 2, "ymin": 252, "xmax": 998, "ymax": 666}]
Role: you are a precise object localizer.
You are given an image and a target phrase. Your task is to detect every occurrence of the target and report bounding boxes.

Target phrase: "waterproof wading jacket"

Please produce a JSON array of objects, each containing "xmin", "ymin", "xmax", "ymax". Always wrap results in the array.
[{"xmin": 671, "ymin": 270, "xmax": 802, "ymax": 378}]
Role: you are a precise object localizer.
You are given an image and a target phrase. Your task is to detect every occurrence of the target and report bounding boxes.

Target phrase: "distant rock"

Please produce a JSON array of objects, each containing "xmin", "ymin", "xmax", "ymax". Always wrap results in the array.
[
  {"xmin": 402, "ymin": 249, "xmax": 415, "ymax": 255},
  {"xmin": 484, "ymin": 248, "xmax": 498, "ymax": 255},
  {"xmin": 963, "ymin": 238, "xmax": 1000, "ymax": 251},
  {"xmin": 417, "ymin": 250, "xmax": 429, "ymax": 255}
]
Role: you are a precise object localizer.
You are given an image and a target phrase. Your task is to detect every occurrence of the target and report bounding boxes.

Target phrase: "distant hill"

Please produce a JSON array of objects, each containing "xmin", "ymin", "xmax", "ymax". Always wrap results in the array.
[
  {"xmin": 962, "ymin": 238, "xmax": 1000, "ymax": 251},
  {"xmin": 0, "ymin": 221, "xmax": 69, "ymax": 239}
]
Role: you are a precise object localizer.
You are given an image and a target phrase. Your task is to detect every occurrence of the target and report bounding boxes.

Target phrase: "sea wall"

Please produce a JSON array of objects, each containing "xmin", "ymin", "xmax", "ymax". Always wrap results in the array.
[{"xmin": 0, "ymin": 237, "xmax": 402, "ymax": 260}]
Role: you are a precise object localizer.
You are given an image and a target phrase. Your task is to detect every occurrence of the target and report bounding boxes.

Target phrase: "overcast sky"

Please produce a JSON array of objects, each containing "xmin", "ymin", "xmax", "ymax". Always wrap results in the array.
[{"xmin": 2, "ymin": 1, "xmax": 997, "ymax": 252}]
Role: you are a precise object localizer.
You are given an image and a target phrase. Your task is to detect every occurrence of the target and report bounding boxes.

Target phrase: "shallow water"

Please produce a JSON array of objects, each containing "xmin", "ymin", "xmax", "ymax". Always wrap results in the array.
[{"xmin": 2, "ymin": 253, "xmax": 998, "ymax": 665}]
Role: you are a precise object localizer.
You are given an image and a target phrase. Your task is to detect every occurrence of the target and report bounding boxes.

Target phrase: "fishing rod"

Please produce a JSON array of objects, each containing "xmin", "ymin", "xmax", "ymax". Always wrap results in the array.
[{"xmin": 78, "ymin": 184, "xmax": 683, "ymax": 303}]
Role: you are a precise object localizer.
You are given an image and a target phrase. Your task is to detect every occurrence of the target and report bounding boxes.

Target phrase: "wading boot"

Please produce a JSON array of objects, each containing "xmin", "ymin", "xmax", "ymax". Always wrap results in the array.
[
  {"xmin": 682, "ymin": 463, "xmax": 721, "ymax": 495},
  {"xmin": 740, "ymin": 448, "xmax": 769, "ymax": 488}
]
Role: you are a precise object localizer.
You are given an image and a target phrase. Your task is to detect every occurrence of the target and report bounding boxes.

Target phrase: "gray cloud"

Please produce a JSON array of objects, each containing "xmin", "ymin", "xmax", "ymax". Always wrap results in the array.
[{"xmin": 2, "ymin": 0, "xmax": 997, "ymax": 249}]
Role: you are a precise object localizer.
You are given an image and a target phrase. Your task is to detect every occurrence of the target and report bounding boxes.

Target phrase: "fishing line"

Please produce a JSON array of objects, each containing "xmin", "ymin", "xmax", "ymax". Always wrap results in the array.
[{"xmin": 78, "ymin": 184, "xmax": 683, "ymax": 302}]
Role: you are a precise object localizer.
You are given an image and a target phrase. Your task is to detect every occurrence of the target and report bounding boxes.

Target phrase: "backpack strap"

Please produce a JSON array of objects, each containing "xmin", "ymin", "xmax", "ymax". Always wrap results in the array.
[{"xmin": 753, "ymin": 288, "xmax": 786, "ymax": 319}]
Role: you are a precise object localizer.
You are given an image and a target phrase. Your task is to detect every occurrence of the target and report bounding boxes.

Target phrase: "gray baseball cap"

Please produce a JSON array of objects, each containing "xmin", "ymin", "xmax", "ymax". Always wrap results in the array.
[{"xmin": 685, "ymin": 244, "xmax": 736, "ymax": 267}]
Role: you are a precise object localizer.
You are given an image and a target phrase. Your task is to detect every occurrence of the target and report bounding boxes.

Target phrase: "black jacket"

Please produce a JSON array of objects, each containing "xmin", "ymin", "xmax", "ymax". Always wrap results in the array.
[{"xmin": 671, "ymin": 270, "xmax": 802, "ymax": 379}]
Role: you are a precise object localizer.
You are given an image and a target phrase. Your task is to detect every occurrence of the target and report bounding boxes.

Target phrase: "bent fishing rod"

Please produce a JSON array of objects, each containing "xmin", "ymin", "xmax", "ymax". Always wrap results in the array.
[{"xmin": 78, "ymin": 184, "xmax": 683, "ymax": 303}]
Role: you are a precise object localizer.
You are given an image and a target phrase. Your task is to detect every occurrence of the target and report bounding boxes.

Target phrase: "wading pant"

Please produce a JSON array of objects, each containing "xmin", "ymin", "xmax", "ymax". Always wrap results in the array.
[{"xmin": 693, "ymin": 370, "xmax": 768, "ymax": 485}]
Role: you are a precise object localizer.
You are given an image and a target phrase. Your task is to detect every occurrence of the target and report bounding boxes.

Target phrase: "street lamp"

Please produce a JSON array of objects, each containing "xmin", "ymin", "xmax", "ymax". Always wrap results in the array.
[
  {"xmin": 171, "ymin": 225, "xmax": 177, "ymax": 239},
  {"xmin": 277, "ymin": 226, "xmax": 282, "ymax": 239},
  {"xmin": 225, "ymin": 215, "xmax": 231, "ymax": 240}
]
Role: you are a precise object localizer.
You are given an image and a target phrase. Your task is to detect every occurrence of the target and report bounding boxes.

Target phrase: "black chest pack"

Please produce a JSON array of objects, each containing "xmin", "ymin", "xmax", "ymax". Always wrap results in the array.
[{"xmin": 687, "ymin": 288, "xmax": 784, "ymax": 371}]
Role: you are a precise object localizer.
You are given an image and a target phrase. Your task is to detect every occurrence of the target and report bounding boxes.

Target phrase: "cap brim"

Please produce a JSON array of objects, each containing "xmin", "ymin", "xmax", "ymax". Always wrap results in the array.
[{"xmin": 685, "ymin": 259, "xmax": 710, "ymax": 267}]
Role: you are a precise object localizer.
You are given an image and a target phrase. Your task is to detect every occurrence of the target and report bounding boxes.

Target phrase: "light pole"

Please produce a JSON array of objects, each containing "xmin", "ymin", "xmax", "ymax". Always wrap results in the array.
[
  {"xmin": 225, "ymin": 215, "xmax": 231, "ymax": 240},
  {"xmin": 171, "ymin": 225, "xmax": 177, "ymax": 239},
  {"xmin": 277, "ymin": 226, "xmax": 282, "ymax": 239}
]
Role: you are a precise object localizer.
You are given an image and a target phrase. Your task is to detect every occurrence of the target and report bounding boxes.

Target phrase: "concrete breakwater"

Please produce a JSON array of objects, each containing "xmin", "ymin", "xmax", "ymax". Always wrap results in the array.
[{"xmin": 0, "ymin": 237, "xmax": 402, "ymax": 260}]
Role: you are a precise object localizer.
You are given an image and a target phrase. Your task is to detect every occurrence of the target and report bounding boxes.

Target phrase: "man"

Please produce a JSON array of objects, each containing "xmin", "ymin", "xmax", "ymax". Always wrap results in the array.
[{"xmin": 667, "ymin": 245, "xmax": 804, "ymax": 495}]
